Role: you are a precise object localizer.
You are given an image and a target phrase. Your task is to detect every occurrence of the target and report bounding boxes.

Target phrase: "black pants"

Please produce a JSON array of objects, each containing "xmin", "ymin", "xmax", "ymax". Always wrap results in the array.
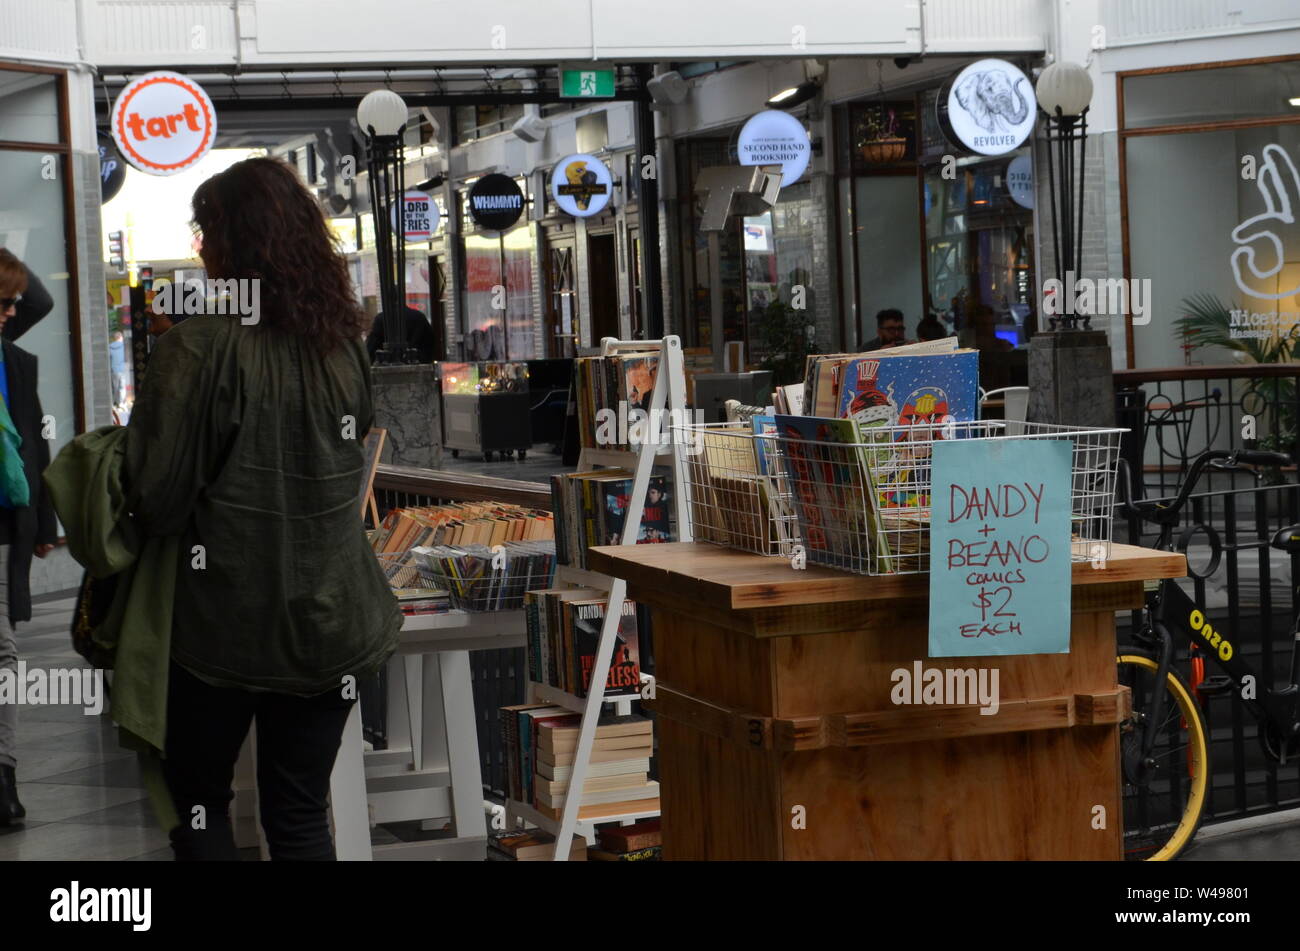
[{"xmin": 161, "ymin": 661, "xmax": 355, "ymax": 861}]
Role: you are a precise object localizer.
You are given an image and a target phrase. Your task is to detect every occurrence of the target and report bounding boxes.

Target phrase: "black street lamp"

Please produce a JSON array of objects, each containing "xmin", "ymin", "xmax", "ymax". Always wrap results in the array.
[
  {"xmin": 1036, "ymin": 61, "xmax": 1094, "ymax": 330},
  {"xmin": 357, "ymin": 89, "xmax": 416, "ymax": 364}
]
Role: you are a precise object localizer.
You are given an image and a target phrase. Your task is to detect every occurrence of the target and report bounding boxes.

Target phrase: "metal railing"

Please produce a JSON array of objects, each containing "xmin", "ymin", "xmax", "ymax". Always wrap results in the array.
[
  {"xmin": 1114, "ymin": 373, "xmax": 1300, "ymax": 825},
  {"xmin": 1114, "ymin": 364, "xmax": 1300, "ymax": 500}
]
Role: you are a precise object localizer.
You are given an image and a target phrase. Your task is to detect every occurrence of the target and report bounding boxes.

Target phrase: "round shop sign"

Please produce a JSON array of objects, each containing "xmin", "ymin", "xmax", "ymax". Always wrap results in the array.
[
  {"xmin": 392, "ymin": 190, "xmax": 439, "ymax": 240},
  {"xmin": 97, "ymin": 132, "xmax": 127, "ymax": 203},
  {"xmin": 938, "ymin": 59, "xmax": 1035, "ymax": 156},
  {"xmin": 1005, "ymin": 153, "xmax": 1033, "ymax": 209},
  {"xmin": 737, "ymin": 110, "xmax": 810, "ymax": 185},
  {"xmin": 551, "ymin": 153, "xmax": 613, "ymax": 218},
  {"xmin": 467, "ymin": 173, "xmax": 525, "ymax": 232},
  {"xmin": 110, "ymin": 71, "xmax": 216, "ymax": 176}
]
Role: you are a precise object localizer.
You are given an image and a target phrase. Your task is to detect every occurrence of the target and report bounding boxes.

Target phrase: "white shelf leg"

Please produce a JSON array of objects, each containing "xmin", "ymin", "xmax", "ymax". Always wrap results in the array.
[
  {"xmin": 439, "ymin": 648, "xmax": 488, "ymax": 846},
  {"xmin": 329, "ymin": 702, "xmax": 373, "ymax": 860}
]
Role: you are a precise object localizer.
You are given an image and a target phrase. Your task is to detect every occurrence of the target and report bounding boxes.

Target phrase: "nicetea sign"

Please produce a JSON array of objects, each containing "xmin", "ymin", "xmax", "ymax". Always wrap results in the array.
[
  {"xmin": 928, "ymin": 439, "xmax": 1072, "ymax": 657},
  {"xmin": 110, "ymin": 71, "xmax": 216, "ymax": 175}
]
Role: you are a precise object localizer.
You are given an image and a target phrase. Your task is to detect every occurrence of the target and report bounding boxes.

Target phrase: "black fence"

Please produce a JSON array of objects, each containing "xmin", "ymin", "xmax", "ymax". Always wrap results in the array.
[{"xmin": 1116, "ymin": 365, "xmax": 1300, "ymax": 825}]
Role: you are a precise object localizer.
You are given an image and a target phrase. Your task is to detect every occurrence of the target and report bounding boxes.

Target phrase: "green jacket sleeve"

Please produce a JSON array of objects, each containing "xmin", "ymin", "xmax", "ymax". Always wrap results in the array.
[{"xmin": 124, "ymin": 322, "xmax": 239, "ymax": 536}]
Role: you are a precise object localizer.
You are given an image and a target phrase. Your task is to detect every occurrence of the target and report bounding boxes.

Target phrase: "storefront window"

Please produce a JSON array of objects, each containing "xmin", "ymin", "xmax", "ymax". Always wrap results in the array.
[
  {"xmin": 1124, "ymin": 120, "xmax": 1300, "ymax": 369},
  {"xmin": 678, "ymin": 137, "xmax": 815, "ymax": 360},
  {"xmin": 922, "ymin": 152, "xmax": 1036, "ymax": 349},
  {"xmin": 0, "ymin": 65, "xmax": 79, "ymax": 451},
  {"xmin": 460, "ymin": 223, "xmax": 536, "ymax": 362}
]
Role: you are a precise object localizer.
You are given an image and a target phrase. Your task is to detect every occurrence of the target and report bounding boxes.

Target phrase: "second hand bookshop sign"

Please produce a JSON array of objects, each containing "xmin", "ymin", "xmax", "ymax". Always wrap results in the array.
[{"xmin": 928, "ymin": 439, "xmax": 1072, "ymax": 657}]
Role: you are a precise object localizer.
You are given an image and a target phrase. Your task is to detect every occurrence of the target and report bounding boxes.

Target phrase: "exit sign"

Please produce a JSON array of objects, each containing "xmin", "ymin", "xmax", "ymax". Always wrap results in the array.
[{"xmin": 560, "ymin": 68, "xmax": 614, "ymax": 99}]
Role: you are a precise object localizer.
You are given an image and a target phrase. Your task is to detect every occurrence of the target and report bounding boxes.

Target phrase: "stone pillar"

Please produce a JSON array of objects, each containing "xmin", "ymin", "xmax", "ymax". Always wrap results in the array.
[
  {"xmin": 1027, "ymin": 330, "xmax": 1115, "ymax": 427},
  {"xmin": 371, "ymin": 364, "xmax": 443, "ymax": 469}
]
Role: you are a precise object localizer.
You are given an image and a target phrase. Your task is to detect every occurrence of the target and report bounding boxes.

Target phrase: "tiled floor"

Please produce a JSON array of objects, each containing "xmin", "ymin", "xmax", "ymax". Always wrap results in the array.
[
  {"xmin": 0, "ymin": 590, "xmax": 170, "ymax": 861},
  {"xmin": 7, "ymin": 589, "xmax": 1300, "ymax": 861}
]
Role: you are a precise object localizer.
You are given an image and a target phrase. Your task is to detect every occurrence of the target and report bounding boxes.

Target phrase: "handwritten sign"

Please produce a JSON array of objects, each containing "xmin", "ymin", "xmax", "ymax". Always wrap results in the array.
[{"xmin": 929, "ymin": 439, "xmax": 1072, "ymax": 657}]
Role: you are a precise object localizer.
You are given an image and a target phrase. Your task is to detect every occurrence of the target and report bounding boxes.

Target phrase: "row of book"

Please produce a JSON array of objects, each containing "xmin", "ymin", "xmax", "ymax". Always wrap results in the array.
[
  {"xmin": 371, "ymin": 502, "xmax": 555, "ymax": 555},
  {"xmin": 414, "ymin": 541, "xmax": 557, "ymax": 612},
  {"xmin": 524, "ymin": 587, "xmax": 643, "ymax": 698},
  {"xmin": 502, "ymin": 708, "xmax": 657, "ymax": 818},
  {"xmin": 549, "ymin": 468, "xmax": 674, "ymax": 569},
  {"xmin": 489, "ymin": 819, "xmax": 661, "ymax": 862},
  {"xmin": 573, "ymin": 351, "xmax": 662, "ymax": 450}
]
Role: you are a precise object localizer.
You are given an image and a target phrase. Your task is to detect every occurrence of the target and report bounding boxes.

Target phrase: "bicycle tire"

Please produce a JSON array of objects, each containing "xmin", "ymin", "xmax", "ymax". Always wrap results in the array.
[{"xmin": 1117, "ymin": 648, "xmax": 1210, "ymax": 861}]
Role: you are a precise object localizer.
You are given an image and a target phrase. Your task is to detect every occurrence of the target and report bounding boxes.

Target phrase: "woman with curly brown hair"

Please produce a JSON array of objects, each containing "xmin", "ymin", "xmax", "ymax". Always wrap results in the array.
[{"xmin": 123, "ymin": 157, "xmax": 400, "ymax": 860}]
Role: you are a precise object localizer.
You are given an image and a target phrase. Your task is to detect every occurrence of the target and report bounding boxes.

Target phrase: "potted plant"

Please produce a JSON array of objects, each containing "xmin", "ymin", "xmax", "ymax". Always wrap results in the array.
[
  {"xmin": 754, "ymin": 299, "xmax": 817, "ymax": 387},
  {"xmin": 858, "ymin": 103, "xmax": 907, "ymax": 165},
  {"xmin": 1172, "ymin": 292, "xmax": 1297, "ymax": 480}
]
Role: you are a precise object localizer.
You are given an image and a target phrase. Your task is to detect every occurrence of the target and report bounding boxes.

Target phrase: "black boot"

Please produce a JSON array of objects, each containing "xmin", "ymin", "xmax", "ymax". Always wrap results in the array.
[{"xmin": 0, "ymin": 764, "xmax": 25, "ymax": 825}]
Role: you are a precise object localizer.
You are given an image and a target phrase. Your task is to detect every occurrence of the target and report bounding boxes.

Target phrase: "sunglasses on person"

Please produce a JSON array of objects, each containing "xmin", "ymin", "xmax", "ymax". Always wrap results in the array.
[{"xmin": 0, "ymin": 295, "xmax": 21, "ymax": 309}]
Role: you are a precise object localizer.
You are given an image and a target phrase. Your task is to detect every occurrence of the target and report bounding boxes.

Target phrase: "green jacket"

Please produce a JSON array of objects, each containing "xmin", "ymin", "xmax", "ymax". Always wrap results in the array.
[
  {"xmin": 123, "ymin": 318, "xmax": 401, "ymax": 696},
  {"xmin": 44, "ymin": 425, "xmax": 178, "ymax": 753},
  {"xmin": 45, "ymin": 424, "xmax": 181, "ymax": 832}
]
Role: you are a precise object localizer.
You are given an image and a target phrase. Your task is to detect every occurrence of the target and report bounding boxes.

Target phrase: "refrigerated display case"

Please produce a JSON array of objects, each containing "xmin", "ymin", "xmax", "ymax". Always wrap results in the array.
[{"xmin": 439, "ymin": 361, "xmax": 533, "ymax": 461}]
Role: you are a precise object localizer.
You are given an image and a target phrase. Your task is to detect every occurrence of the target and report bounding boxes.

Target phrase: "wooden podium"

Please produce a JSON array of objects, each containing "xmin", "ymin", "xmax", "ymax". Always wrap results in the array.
[{"xmin": 587, "ymin": 542, "xmax": 1186, "ymax": 861}]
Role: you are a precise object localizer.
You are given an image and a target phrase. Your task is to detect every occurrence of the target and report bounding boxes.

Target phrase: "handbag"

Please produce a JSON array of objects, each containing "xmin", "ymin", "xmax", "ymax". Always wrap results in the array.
[{"xmin": 71, "ymin": 569, "xmax": 120, "ymax": 670}]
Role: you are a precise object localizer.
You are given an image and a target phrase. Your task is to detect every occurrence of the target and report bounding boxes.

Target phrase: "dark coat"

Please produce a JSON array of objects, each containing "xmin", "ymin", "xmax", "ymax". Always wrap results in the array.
[{"xmin": 1, "ymin": 338, "xmax": 57, "ymax": 623}]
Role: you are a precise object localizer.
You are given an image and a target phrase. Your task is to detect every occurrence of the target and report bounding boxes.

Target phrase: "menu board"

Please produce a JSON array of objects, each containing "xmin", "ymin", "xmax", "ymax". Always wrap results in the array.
[{"xmin": 928, "ymin": 439, "xmax": 1072, "ymax": 657}]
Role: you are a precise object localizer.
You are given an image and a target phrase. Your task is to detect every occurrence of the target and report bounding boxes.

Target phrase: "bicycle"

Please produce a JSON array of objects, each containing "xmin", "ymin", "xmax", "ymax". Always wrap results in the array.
[{"xmin": 1115, "ymin": 446, "xmax": 1295, "ymax": 860}]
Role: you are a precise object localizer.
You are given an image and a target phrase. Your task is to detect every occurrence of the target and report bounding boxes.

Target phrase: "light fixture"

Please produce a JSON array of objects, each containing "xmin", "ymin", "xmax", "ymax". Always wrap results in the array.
[
  {"xmin": 1035, "ymin": 61, "xmax": 1093, "ymax": 118},
  {"xmin": 766, "ymin": 59, "xmax": 825, "ymax": 110},
  {"xmin": 1035, "ymin": 62, "xmax": 1093, "ymax": 331},
  {"xmin": 647, "ymin": 70, "xmax": 689, "ymax": 106},
  {"xmin": 1290, "ymin": 96, "xmax": 1300, "ymax": 107},
  {"xmin": 356, "ymin": 89, "xmax": 409, "ymax": 139},
  {"xmin": 357, "ymin": 88, "xmax": 415, "ymax": 363},
  {"xmin": 766, "ymin": 81, "xmax": 818, "ymax": 109}
]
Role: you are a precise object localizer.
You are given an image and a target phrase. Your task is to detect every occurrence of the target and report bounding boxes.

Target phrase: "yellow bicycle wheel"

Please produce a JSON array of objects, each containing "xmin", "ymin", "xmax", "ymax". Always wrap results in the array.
[{"xmin": 1117, "ymin": 651, "xmax": 1210, "ymax": 861}]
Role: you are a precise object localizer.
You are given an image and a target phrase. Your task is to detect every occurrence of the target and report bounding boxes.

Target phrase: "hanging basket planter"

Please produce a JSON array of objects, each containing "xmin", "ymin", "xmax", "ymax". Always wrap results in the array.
[{"xmin": 859, "ymin": 138, "xmax": 907, "ymax": 164}]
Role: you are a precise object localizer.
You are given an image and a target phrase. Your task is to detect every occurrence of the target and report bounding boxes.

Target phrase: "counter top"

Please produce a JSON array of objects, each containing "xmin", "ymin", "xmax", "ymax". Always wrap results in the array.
[{"xmin": 587, "ymin": 541, "xmax": 1186, "ymax": 614}]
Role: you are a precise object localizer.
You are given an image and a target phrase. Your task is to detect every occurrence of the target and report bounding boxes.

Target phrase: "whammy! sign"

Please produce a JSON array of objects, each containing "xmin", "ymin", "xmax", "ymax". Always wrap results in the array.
[{"xmin": 111, "ymin": 71, "xmax": 217, "ymax": 176}]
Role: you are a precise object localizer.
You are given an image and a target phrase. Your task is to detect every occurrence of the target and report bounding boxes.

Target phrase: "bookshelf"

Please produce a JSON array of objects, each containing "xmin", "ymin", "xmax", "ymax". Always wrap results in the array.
[{"xmin": 508, "ymin": 335, "xmax": 692, "ymax": 860}]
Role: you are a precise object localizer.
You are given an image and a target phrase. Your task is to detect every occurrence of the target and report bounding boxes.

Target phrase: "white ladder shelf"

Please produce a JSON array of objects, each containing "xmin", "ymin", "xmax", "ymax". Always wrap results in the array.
[{"xmin": 509, "ymin": 334, "xmax": 693, "ymax": 860}]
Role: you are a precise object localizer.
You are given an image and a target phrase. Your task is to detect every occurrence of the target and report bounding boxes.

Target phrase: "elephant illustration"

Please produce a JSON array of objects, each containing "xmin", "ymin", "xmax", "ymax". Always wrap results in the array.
[{"xmin": 954, "ymin": 69, "xmax": 1030, "ymax": 135}]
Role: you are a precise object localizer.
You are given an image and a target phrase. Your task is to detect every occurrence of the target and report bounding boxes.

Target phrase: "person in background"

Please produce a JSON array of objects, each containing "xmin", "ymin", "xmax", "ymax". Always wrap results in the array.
[
  {"xmin": 0, "ymin": 249, "xmax": 60, "ymax": 825},
  {"xmin": 124, "ymin": 158, "xmax": 400, "ymax": 860},
  {"xmin": 863, "ymin": 308, "xmax": 909, "ymax": 351},
  {"xmin": 916, "ymin": 314, "xmax": 947, "ymax": 342},
  {"xmin": 365, "ymin": 306, "xmax": 437, "ymax": 364}
]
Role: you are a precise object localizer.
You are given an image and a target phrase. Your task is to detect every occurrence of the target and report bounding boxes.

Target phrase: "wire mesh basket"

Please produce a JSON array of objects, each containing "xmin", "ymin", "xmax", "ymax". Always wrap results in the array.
[
  {"xmin": 415, "ymin": 542, "xmax": 556, "ymax": 611},
  {"xmin": 376, "ymin": 551, "xmax": 441, "ymax": 590},
  {"xmin": 763, "ymin": 419, "xmax": 1126, "ymax": 575},
  {"xmin": 673, "ymin": 421, "xmax": 801, "ymax": 556}
]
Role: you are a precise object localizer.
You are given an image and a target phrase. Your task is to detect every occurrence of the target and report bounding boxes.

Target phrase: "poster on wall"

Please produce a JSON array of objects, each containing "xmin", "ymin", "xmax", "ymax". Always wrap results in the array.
[
  {"xmin": 737, "ymin": 110, "xmax": 811, "ymax": 185},
  {"xmin": 550, "ymin": 153, "xmax": 613, "ymax": 218},
  {"xmin": 928, "ymin": 438, "xmax": 1072, "ymax": 657},
  {"xmin": 110, "ymin": 71, "xmax": 216, "ymax": 175},
  {"xmin": 937, "ymin": 59, "xmax": 1036, "ymax": 157}
]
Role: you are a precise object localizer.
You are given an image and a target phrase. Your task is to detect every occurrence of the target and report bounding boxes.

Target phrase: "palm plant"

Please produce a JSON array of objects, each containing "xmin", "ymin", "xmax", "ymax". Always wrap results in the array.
[{"xmin": 1172, "ymin": 293, "xmax": 1297, "ymax": 473}]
